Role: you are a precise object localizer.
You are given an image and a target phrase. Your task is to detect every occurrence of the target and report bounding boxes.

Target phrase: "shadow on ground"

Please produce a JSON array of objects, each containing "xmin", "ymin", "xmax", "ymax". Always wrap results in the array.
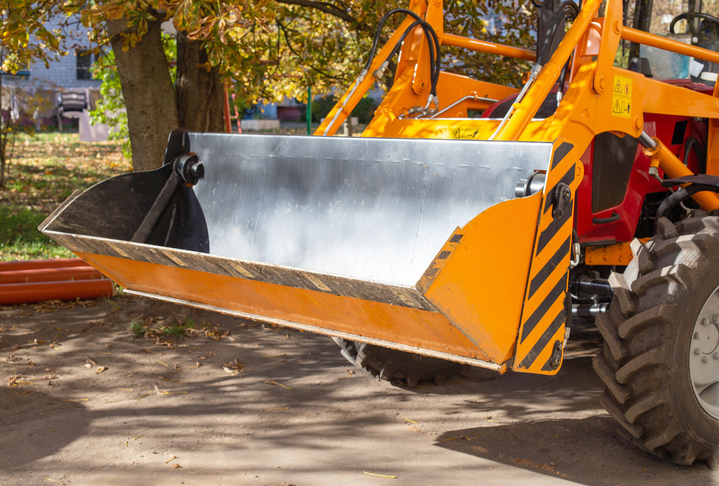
[{"xmin": 1, "ymin": 296, "xmax": 716, "ymax": 485}]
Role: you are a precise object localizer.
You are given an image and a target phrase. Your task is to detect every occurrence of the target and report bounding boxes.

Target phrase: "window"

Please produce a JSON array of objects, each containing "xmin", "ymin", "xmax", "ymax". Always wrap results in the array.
[{"xmin": 76, "ymin": 49, "xmax": 93, "ymax": 80}]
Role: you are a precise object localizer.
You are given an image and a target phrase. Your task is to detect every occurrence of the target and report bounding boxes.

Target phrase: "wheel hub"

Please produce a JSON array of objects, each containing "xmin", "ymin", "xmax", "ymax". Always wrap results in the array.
[{"xmin": 690, "ymin": 285, "xmax": 719, "ymax": 420}]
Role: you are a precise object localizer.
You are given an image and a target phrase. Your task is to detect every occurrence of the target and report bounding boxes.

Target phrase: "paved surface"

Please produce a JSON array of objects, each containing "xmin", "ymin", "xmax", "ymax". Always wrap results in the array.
[{"xmin": 0, "ymin": 295, "xmax": 716, "ymax": 485}]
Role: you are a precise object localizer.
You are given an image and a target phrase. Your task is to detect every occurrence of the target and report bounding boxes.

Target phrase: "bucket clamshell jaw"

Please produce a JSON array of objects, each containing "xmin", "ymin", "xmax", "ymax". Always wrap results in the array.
[{"xmin": 41, "ymin": 130, "xmax": 579, "ymax": 374}]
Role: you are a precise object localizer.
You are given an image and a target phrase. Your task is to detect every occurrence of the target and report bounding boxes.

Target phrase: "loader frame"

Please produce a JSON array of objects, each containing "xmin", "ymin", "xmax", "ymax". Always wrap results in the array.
[{"xmin": 317, "ymin": 0, "xmax": 719, "ymax": 374}]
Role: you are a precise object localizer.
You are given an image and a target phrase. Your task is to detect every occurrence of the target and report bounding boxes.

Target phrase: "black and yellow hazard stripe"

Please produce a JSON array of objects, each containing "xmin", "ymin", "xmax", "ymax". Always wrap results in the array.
[{"xmin": 512, "ymin": 139, "xmax": 582, "ymax": 375}]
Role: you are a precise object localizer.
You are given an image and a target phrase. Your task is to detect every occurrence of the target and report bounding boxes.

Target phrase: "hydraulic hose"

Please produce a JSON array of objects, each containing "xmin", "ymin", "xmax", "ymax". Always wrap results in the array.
[
  {"xmin": 364, "ymin": 8, "xmax": 441, "ymax": 96},
  {"xmin": 538, "ymin": 1, "xmax": 580, "ymax": 65},
  {"xmin": 376, "ymin": 20, "xmax": 436, "ymax": 92},
  {"xmin": 538, "ymin": 1, "xmax": 579, "ymax": 102}
]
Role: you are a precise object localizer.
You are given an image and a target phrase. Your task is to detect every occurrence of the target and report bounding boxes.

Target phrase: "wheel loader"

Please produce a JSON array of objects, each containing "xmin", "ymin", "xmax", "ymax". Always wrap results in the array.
[{"xmin": 40, "ymin": 0, "xmax": 719, "ymax": 468}]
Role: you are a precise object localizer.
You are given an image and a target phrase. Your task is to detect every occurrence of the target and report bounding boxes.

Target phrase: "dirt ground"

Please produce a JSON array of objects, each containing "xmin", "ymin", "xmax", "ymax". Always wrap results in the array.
[{"xmin": 0, "ymin": 294, "xmax": 716, "ymax": 486}]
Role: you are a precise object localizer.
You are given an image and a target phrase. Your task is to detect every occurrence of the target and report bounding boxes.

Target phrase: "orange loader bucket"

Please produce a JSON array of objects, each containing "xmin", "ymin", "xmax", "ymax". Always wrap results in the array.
[{"xmin": 41, "ymin": 131, "xmax": 555, "ymax": 371}]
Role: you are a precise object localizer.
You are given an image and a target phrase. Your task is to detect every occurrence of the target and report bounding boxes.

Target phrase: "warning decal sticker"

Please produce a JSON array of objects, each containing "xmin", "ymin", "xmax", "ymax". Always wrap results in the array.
[
  {"xmin": 612, "ymin": 75, "xmax": 632, "ymax": 119},
  {"xmin": 435, "ymin": 127, "xmax": 480, "ymax": 139}
]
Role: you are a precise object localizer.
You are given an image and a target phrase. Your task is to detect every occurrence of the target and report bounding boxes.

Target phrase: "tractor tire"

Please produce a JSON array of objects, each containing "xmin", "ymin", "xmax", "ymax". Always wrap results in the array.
[
  {"xmin": 332, "ymin": 338, "xmax": 460, "ymax": 388},
  {"xmin": 594, "ymin": 213, "xmax": 719, "ymax": 469}
]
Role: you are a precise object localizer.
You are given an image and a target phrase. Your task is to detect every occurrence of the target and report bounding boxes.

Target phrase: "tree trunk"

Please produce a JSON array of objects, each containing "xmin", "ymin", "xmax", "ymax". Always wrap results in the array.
[
  {"xmin": 175, "ymin": 32, "xmax": 225, "ymax": 133},
  {"xmin": 107, "ymin": 16, "xmax": 178, "ymax": 172}
]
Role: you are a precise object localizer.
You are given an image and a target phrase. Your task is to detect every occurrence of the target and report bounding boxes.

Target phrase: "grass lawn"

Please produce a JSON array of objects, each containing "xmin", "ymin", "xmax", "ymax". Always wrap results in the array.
[{"xmin": 0, "ymin": 132, "xmax": 131, "ymax": 261}]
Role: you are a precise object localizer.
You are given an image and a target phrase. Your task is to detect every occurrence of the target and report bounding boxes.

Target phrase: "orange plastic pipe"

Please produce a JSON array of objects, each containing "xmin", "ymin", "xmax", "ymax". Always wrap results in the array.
[
  {"xmin": 0, "ymin": 279, "xmax": 113, "ymax": 305},
  {"xmin": 0, "ymin": 258, "xmax": 89, "ymax": 272},
  {"xmin": 0, "ymin": 266, "xmax": 103, "ymax": 285},
  {"xmin": 441, "ymin": 33, "xmax": 537, "ymax": 62}
]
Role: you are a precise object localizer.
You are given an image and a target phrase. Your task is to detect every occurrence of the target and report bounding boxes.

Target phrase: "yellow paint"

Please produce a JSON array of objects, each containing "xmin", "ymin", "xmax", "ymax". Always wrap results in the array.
[
  {"xmin": 422, "ymin": 192, "xmax": 542, "ymax": 364},
  {"xmin": 78, "ymin": 253, "xmax": 492, "ymax": 363},
  {"xmin": 612, "ymin": 75, "xmax": 632, "ymax": 118},
  {"xmin": 586, "ymin": 241, "xmax": 630, "ymax": 266}
]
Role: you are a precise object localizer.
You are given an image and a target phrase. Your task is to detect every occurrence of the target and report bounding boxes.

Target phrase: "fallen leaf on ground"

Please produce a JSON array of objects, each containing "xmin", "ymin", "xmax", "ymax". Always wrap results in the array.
[
  {"xmin": 95, "ymin": 366, "xmax": 106, "ymax": 374},
  {"xmin": 469, "ymin": 445, "xmax": 489, "ymax": 454},
  {"xmin": 172, "ymin": 464, "xmax": 182, "ymax": 469},
  {"xmin": 363, "ymin": 471, "xmax": 396, "ymax": 479},
  {"xmin": 157, "ymin": 360, "xmax": 169, "ymax": 367},
  {"xmin": 223, "ymin": 359, "xmax": 244, "ymax": 375},
  {"xmin": 404, "ymin": 418, "xmax": 417, "ymax": 424},
  {"xmin": 263, "ymin": 407, "xmax": 290, "ymax": 411},
  {"xmin": 154, "ymin": 382, "xmax": 187, "ymax": 395},
  {"xmin": 32, "ymin": 374, "xmax": 58, "ymax": 381},
  {"xmin": 460, "ymin": 434, "xmax": 481, "ymax": 441},
  {"xmin": 117, "ymin": 387, "xmax": 133, "ymax": 391},
  {"xmin": 164, "ymin": 455, "xmax": 177, "ymax": 464},
  {"xmin": 264, "ymin": 380, "xmax": 291, "ymax": 390},
  {"xmin": 85, "ymin": 357, "xmax": 97, "ymax": 368}
]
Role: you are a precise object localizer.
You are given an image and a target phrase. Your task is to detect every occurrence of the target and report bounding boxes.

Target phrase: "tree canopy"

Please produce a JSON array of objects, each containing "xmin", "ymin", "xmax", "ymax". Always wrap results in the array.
[{"xmin": 1, "ymin": 0, "xmax": 536, "ymax": 170}]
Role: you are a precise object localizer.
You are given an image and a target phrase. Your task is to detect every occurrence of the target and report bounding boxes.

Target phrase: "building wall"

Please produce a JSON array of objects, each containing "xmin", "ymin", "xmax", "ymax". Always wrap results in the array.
[{"xmin": 25, "ymin": 15, "xmax": 101, "ymax": 91}]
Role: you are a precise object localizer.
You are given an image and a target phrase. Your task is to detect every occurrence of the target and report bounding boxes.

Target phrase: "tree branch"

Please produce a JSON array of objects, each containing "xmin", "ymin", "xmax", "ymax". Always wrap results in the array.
[
  {"xmin": 274, "ymin": 0, "xmax": 354, "ymax": 23},
  {"xmin": 277, "ymin": 20, "xmax": 342, "ymax": 80}
]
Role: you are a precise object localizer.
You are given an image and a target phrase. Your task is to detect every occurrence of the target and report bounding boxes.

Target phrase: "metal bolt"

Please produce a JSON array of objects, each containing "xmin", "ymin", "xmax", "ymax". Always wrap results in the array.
[
  {"xmin": 694, "ymin": 348, "xmax": 701, "ymax": 355},
  {"xmin": 634, "ymin": 116, "xmax": 643, "ymax": 132},
  {"xmin": 701, "ymin": 318, "xmax": 709, "ymax": 326},
  {"xmin": 613, "ymin": 19, "xmax": 622, "ymax": 35},
  {"xmin": 703, "ymin": 356, "xmax": 709, "ymax": 364},
  {"xmin": 694, "ymin": 332, "xmax": 702, "ymax": 340}
]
